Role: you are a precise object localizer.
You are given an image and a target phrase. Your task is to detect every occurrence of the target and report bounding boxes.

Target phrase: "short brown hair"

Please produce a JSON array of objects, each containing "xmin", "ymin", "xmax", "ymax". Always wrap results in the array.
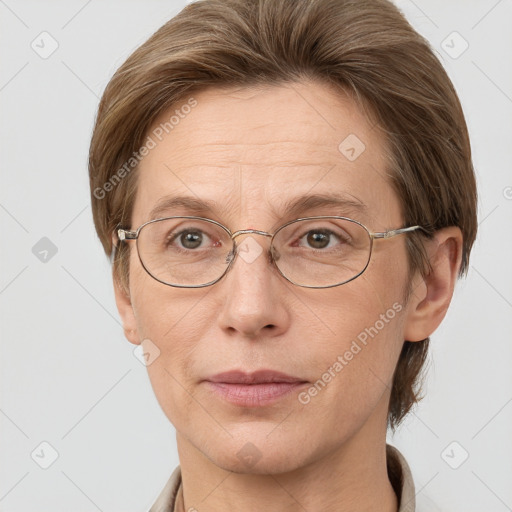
[{"xmin": 89, "ymin": 0, "xmax": 478, "ymax": 431}]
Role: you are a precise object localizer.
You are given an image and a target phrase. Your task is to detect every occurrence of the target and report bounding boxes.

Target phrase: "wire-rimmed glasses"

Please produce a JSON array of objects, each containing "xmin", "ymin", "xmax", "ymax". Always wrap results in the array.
[{"xmin": 116, "ymin": 216, "xmax": 427, "ymax": 289}]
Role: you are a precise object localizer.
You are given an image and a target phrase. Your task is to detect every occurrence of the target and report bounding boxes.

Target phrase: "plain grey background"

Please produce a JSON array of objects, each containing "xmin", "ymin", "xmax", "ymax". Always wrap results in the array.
[{"xmin": 1, "ymin": 0, "xmax": 511, "ymax": 511}]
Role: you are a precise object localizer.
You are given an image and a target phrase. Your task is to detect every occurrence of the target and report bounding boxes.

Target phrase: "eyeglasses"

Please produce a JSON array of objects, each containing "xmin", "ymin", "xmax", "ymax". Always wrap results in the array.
[{"xmin": 116, "ymin": 216, "xmax": 427, "ymax": 289}]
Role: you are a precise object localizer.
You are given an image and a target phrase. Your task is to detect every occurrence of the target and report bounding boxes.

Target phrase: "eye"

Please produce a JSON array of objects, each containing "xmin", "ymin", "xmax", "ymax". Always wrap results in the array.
[
  {"xmin": 295, "ymin": 228, "xmax": 350, "ymax": 250},
  {"xmin": 173, "ymin": 229, "xmax": 205, "ymax": 249},
  {"xmin": 166, "ymin": 227, "xmax": 221, "ymax": 251}
]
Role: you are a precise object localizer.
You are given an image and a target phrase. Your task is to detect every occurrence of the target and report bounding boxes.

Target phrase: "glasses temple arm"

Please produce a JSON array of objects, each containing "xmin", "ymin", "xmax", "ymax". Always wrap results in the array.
[{"xmin": 372, "ymin": 225, "xmax": 426, "ymax": 239}]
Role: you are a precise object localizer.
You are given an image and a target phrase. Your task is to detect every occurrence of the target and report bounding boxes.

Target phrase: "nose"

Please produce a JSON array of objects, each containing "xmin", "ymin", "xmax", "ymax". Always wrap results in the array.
[{"xmin": 216, "ymin": 232, "xmax": 290, "ymax": 339}]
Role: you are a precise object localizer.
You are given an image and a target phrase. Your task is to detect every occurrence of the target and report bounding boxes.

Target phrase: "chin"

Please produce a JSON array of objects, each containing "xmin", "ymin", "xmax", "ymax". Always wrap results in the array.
[
  {"xmin": 210, "ymin": 447, "xmax": 306, "ymax": 475},
  {"xmin": 197, "ymin": 426, "xmax": 316, "ymax": 475}
]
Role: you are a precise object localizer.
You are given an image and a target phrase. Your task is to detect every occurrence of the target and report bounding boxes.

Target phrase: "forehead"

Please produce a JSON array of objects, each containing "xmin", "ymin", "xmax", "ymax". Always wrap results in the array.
[{"xmin": 132, "ymin": 81, "xmax": 401, "ymax": 229}]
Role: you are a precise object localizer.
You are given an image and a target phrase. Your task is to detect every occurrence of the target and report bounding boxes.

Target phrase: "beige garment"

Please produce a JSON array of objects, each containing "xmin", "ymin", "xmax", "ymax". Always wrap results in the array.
[{"xmin": 148, "ymin": 443, "xmax": 416, "ymax": 512}]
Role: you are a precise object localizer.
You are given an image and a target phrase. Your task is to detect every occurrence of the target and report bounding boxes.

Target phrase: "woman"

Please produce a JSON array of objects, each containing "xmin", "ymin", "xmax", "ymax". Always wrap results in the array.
[{"xmin": 88, "ymin": 0, "xmax": 477, "ymax": 510}]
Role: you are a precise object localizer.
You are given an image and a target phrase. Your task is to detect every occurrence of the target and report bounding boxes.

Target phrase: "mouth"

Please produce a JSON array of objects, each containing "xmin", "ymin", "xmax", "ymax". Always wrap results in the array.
[{"xmin": 204, "ymin": 369, "xmax": 309, "ymax": 407}]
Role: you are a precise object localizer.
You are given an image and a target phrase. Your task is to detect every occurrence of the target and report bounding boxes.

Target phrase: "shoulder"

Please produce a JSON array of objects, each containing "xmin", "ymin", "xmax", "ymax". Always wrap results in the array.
[
  {"xmin": 147, "ymin": 465, "xmax": 182, "ymax": 512},
  {"xmin": 387, "ymin": 443, "xmax": 415, "ymax": 512},
  {"xmin": 387, "ymin": 444, "xmax": 444, "ymax": 512}
]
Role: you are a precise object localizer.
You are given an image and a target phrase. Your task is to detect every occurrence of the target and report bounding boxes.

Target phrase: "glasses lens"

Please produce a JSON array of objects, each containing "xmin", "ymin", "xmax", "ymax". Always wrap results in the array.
[
  {"xmin": 136, "ymin": 216, "xmax": 371, "ymax": 288},
  {"xmin": 273, "ymin": 217, "xmax": 371, "ymax": 287},
  {"xmin": 137, "ymin": 218, "xmax": 233, "ymax": 286}
]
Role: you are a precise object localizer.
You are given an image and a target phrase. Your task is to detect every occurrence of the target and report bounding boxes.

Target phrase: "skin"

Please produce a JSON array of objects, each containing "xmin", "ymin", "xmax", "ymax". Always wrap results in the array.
[{"xmin": 114, "ymin": 80, "xmax": 463, "ymax": 512}]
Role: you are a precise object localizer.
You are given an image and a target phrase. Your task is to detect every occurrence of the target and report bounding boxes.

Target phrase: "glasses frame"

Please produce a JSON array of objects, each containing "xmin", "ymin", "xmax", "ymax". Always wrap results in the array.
[{"xmin": 116, "ymin": 215, "xmax": 428, "ymax": 289}]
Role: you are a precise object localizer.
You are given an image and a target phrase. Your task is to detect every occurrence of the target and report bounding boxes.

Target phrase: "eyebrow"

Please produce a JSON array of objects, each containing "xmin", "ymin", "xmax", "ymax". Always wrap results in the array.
[{"xmin": 148, "ymin": 192, "xmax": 371, "ymax": 225}]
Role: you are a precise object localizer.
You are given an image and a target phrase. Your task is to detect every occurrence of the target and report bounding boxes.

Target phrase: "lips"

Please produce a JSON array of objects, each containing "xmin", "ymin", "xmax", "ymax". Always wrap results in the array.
[
  {"xmin": 206, "ymin": 369, "xmax": 306, "ymax": 385},
  {"xmin": 204, "ymin": 370, "xmax": 309, "ymax": 407}
]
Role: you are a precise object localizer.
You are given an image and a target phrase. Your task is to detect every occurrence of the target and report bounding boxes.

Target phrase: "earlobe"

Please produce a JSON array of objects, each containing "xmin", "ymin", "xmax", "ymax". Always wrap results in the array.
[
  {"xmin": 403, "ymin": 226, "xmax": 463, "ymax": 342},
  {"xmin": 113, "ymin": 275, "xmax": 140, "ymax": 346}
]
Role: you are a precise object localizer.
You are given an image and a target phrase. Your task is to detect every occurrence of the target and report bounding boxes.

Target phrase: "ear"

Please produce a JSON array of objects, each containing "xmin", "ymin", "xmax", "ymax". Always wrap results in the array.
[
  {"xmin": 111, "ymin": 230, "xmax": 140, "ymax": 345},
  {"xmin": 113, "ymin": 274, "xmax": 140, "ymax": 345},
  {"xmin": 403, "ymin": 226, "xmax": 463, "ymax": 342},
  {"xmin": 111, "ymin": 228, "xmax": 140, "ymax": 346}
]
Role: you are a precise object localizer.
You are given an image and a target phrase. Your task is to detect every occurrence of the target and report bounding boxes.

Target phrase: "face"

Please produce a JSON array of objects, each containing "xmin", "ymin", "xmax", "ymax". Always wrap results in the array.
[{"xmin": 118, "ymin": 80, "xmax": 418, "ymax": 474}]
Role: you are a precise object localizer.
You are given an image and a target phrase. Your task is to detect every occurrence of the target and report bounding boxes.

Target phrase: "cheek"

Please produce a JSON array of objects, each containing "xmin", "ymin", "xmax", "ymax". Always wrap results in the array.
[
  {"xmin": 128, "ymin": 259, "xmax": 216, "ymax": 425},
  {"xmin": 292, "ymin": 308, "xmax": 404, "ymax": 447},
  {"xmin": 131, "ymin": 277, "xmax": 210, "ymax": 368},
  {"xmin": 128, "ymin": 245, "xmax": 200, "ymax": 339},
  {"xmin": 134, "ymin": 295, "xmax": 208, "ymax": 428},
  {"xmin": 334, "ymin": 304, "xmax": 404, "ymax": 388},
  {"xmin": 297, "ymin": 266, "xmax": 407, "ymax": 420}
]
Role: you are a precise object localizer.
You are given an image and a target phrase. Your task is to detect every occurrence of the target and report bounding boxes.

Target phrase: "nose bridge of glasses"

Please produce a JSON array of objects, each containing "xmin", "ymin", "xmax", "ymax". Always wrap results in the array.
[
  {"xmin": 231, "ymin": 228, "xmax": 273, "ymax": 240},
  {"xmin": 227, "ymin": 229, "xmax": 276, "ymax": 265},
  {"xmin": 231, "ymin": 229, "xmax": 274, "ymax": 256}
]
